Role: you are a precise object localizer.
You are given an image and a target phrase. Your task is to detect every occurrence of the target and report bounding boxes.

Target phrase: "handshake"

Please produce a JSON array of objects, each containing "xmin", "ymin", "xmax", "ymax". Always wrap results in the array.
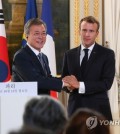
[{"xmin": 62, "ymin": 75, "xmax": 79, "ymax": 91}]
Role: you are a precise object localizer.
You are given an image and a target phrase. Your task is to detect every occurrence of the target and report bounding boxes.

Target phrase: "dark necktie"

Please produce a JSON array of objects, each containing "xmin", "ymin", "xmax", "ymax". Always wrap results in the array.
[
  {"xmin": 81, "ymin": 49, "xmax": 89, "ymax": 78},
  {"xmin": 38, "ymin": 53, "xmax": 47, "ymax": 75}
]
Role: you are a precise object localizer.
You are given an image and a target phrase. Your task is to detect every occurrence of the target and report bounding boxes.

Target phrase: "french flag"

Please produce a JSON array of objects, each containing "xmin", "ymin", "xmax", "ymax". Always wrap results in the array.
[
  {"xmin": 0, "ymin": 0, "xmax": 11, "ymax": 82},
  {"xmin": 41, "ymin": 0, "xmax": 58, "ymax": 98}
]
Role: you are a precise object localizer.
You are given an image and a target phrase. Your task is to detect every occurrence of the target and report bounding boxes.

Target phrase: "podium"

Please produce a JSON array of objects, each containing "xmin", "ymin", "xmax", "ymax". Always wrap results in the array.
[{"xmin": 0, "ymin": 82, "xmax": 38, "ymax": 134}]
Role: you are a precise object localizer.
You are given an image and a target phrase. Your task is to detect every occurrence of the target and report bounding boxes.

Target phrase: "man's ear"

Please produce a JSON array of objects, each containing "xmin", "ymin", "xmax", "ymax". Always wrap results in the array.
[{"xmin": 24, "ymin": 33, "xmax": 28, "ymax": 39}]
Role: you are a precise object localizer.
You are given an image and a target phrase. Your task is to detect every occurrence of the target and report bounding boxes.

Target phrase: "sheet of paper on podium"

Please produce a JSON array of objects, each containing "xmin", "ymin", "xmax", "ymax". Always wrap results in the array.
[{"xmin": 0, "ymin": 82, "xmax": 37, "ymax": 96}]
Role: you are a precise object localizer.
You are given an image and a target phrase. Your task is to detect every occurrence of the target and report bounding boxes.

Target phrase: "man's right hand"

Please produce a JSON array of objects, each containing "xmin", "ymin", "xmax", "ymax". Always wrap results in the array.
[{"xmin": 62, "ymin": 75, "xmax": 80, "ymax": 90}]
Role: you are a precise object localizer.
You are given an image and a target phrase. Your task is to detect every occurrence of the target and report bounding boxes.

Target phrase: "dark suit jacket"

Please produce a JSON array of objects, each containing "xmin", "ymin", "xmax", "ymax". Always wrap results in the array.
[
  {"xmin": 62, "ymin": 43, "xmax": 115, "ymax": 120},
  {"xmin": 12, "ymin": 45, "xmax": 62, "ymax": 94}
]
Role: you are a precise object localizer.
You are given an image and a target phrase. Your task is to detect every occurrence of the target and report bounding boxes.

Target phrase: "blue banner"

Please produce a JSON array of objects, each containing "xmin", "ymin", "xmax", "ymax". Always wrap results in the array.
[
  {"xmin": 41, "ymin": 0, "xmax": 53, "ymax": 37},
  {"xmin": 21, "ymin": 0, "xmax": 38, "ymax": 46}
]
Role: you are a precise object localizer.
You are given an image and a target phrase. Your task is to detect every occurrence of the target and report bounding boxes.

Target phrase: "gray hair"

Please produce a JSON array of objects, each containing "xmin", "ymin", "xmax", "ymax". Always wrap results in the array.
[
  {"xmin": 24, "ymin": 18, "xmax": 47, "ymax": 36},
  {"xmin": 23, "ymin": 95, "xmax": 68, "ymax": 134}
]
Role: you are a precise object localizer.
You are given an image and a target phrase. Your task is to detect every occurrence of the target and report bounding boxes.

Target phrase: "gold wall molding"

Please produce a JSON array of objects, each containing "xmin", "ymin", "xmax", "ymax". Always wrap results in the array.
[
  {"xmin": 74, "ymin": 0, "xmax": 80, "ymax": 47},
  {"xmin": 70, "ymin": 0, "xmax": 80, "ymax": 48},
  {"xmin": 94, "ymin": 0, "xmax": 99, "ymax": 18},
  {"xmin": 93, "ymin": 0, "xmax": 100, "ymax": 43},
  {"xmin": 84, "ymin": 0, "xmax": 89, "ymax": 16}
]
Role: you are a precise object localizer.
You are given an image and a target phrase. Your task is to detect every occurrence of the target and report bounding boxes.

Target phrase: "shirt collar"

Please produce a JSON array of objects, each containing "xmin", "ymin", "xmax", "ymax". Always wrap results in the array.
[
  {"xmin": 81, "ymin": 43, "xmax": 95, "ymax": 52},
  {"xmin": 27, "ymin": 43, "xmax": 41, "ymax": 56}
]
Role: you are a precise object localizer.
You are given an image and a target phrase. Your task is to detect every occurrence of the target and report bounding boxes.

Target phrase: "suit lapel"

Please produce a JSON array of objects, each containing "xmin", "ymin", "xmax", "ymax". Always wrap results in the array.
[
  {"xmin": 24, "ymin": 45, "xmax": 47, "ymax": 76},
  {"xmin": 73, "ymin": 46, "xmax": 82, "ymax": 78}
]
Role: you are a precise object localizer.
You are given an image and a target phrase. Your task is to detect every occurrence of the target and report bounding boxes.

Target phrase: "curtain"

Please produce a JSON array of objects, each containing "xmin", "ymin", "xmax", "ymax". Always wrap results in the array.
[{"xmin": 104, "ymin": 0, "xmax": 120, "ymax": 133}]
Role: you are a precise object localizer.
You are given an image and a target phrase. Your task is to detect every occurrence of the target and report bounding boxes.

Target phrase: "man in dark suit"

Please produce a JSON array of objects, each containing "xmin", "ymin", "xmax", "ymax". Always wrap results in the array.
[
  {"xmin": 12, "ymin": 18, "xmax": 68, "ymax": 94},
  {"xmin": 62, "ymin": 16, "xmax": 115, "ymax": 121}
]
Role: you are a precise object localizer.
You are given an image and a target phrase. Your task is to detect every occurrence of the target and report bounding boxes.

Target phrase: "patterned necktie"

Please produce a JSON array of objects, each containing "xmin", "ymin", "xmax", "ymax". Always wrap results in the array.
[
  {"xmin": 38, "ymin": 53, "xmax": 47, "ymax": 75},
  {"xmin": 81, "ymin": 49, "xmax": 89, "ymax": 78}
]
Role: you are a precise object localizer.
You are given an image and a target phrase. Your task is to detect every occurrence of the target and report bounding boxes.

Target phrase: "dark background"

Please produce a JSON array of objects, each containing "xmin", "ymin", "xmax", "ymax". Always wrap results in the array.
[{"xmin": 51, "ymin": 0, "xmax": 69, "ymax": 74}]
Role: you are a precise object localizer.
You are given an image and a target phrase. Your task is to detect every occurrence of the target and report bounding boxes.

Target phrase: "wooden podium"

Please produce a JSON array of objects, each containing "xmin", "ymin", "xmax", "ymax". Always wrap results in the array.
[{"xmin": 0, "ymin": 82, "xmax": 37, "ymax": 134}]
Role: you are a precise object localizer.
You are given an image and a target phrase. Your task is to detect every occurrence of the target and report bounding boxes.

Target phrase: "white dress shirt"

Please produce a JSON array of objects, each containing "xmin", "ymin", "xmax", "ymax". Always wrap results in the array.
[
  {"xmin": 78, "ymin": 43, "xmax": 95, "ymax": 94},
  {"xmin": 27, "ymin": 43, "xmax": 41, "ymax": 56}
]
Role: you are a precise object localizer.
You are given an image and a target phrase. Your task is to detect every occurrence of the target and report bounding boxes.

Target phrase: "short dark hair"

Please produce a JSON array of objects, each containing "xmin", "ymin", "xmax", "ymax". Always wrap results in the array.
[
  {"xmin": 9, "ymin": 125, "xmax": 54, "ymax": 134},
  {"xmin": 23, "ymin": 95, "xmax": 68, "ymax": 134},
  {"xmin": 79, "ymin": 16, "xmax": 100, "ymax": 31},
  {"xmin": 24, "ymin": 18, "xmax": 47, "ymax": 36},
  {"xmin": 64, "ymin": 108, "xmax": 110, "ymax": 134}
]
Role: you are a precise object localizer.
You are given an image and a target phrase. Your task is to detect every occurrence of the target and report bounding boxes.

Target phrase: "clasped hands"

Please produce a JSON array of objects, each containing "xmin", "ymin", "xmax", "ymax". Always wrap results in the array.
[{"xmin": 62, "ymin": 75, "xmax": 79, "ymax": 91}]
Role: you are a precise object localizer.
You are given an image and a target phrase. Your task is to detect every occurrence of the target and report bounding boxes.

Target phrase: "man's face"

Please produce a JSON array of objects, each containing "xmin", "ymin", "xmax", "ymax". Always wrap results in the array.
[
  {"xmin": 79, "ymin": 21, "xmax": 99, "ymax": 48},
  {"xmin": 27, "ymin": 24, "xmax": 47, "ymax": 51}
]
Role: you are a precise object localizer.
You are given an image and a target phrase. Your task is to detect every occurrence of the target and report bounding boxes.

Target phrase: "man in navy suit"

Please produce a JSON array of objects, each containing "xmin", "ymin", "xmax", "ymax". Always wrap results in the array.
[
  {"xmin": 62, "ymin": 16, "xmax": 115, "ymax": 120},
  {"xmin": 12, "ymin": 18, "xmax": 68, "ymax": 94}
]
